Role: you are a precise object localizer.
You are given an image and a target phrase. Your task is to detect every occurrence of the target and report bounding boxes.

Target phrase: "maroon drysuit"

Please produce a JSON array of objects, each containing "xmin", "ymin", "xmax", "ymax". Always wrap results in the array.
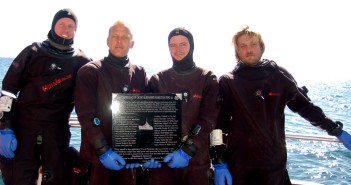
[
  {"xmin": 217, "ymin": 60, "xmax": 341, "ymax": 185},
  {"xmin": 148, "ymin": 67, "xmax": 219, "ymax": 185},
  {"xmin": 74, "ymin": 56, "xmax": 148, "ymax": 185},
  {"xmin": 0, "ymin": 41, "xmax": 90, "ymax": 185}
]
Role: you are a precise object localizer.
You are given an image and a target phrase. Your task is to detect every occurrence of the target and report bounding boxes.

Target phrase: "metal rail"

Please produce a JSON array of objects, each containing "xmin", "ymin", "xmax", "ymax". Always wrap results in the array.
[
  {"xmin": 68, "ymin": 116, "xmax": 341, "ymax": 143},
  {"xmin": 286, "ymin": 133, "xmax": 340, "ymax": 143}
]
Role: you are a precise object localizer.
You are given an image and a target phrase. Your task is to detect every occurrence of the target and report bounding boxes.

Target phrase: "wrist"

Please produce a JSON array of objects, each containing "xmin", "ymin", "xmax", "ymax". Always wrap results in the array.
[
  {"xmin": 178, "ymin": 148, "xmax": 192, "ymax": 160},
  {"xmin": 93, "ymin": 139, "xmax": 109, "ymax": 156},
  {"xmin": 213, "ymin": 163, "xmax": 228, "ymax": 169},
  {"xmin": 0, "ymin": 128, "xmax": 14, "ymax": 133},
  {"xmin": 181, "ymin": 143, "xmax": 197, "ymax": 157},
  {"xmin": 0, "ymin": 112, "xmax": 14, "ymax": 129},
  {"xmin": 96, "ymin": 145, "xmax": 110, "ymax": 156},
  {"xmin": 327, "ymin": 121, "xmax": 343, "ymax": 136},
  {"xmin": 212, "ymin": 158, "xmax": 226, "ymax": 164},
  {"xmin": 210, "ymin": 144, "xmax": 227, "ymax": 164}
]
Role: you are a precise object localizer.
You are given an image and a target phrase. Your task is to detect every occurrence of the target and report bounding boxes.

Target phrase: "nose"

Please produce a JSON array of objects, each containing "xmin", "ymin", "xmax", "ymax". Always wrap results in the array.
[
  {"xmin": 174, "ymin": 45, "xmax": 185, "ymax": 52},
  {"xmin": 64, "ymin": 26, "xmax": 72, "ymax": 32},
  {"xmin": 61, "ymin": 25, "xmax": 75, "ymax": 33},
  {"xmin": 114, "ymin": 38, "xmax": 122, "ymax": 44}
]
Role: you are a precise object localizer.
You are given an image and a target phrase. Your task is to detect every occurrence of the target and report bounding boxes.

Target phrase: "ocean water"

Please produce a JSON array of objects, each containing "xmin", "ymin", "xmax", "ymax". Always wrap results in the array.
[{"xmin": 1, "ymin": 57, "xmax": 350, "ymax": 184}]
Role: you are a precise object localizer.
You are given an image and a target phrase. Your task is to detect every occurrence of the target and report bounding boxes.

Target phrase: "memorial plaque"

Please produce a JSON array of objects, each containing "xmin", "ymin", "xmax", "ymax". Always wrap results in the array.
[{"xmin": 112, "ymin": 93, "xmax": 182, "ymax": 163}]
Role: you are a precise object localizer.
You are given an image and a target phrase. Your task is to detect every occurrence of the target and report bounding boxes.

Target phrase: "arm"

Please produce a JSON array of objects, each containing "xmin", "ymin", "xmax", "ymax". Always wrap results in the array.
[
  {"xmin": 0, "ymin": 45, "xmax": 33, "ymax": 158},
  {"xmin": 171, "ymin": 72, "xmax": 220, "ymax": 164},
  {"xmin": 287, "ymin": 87, "xmax": 341, "ymax": 136},
  {"xmin": 75, "ymin": 64, "xmax": 126, "ymax": 169},
  {"xmin": 75, "ymin": 64, "xmax": 107, "ymax": 152},
  {"xmin": 287, "ymin": 84, "xmax": 351, "ymax": 150},
  {"xmin": 211, "ymin": 75, "xmax": 233, "ymax": 185},
  {"xmin": 0, "ymin": 94, "xmax": 17, "ymax": 158},
  {"xmin": 216, "ymin": 75, "xmax": 233, "ymax": 132}
]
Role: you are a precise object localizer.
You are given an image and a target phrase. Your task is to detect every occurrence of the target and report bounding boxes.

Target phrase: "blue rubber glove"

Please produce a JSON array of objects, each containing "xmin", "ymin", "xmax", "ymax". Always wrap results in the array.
[
  {"xmin": 125, "ymin": 163, "xmax": 142, "ymax": 169},
  {"xmin": 163, "ymin": 149, "xmax": 191, "ymax": 168},
  {"xmin": 99, "ymin": 148, "xmax": 125, "ymax": 170},
  {"xmin": 337, "ymin": 130, "xmax": 351, "ymax": 150},
  {"xmin": 0, "ymin": 129, "xmax": 17, "ymax": 158},
  {"xmin": 142, "ymin": 159, "xmax": 162, "ymax": 168},
  {"xmin": 213, "ymin": 163, "xmax": 232, "ymax": 185}
]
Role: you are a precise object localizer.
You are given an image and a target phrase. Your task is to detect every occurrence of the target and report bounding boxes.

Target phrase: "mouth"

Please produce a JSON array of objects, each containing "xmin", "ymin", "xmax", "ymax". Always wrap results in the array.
[
  {"xmin": 246, "ymin": 54, "xmax": 255, "ymax": 58},
  {"xmin": 61, "ymin": 34, "xmax": 68, "ymax": 38}
]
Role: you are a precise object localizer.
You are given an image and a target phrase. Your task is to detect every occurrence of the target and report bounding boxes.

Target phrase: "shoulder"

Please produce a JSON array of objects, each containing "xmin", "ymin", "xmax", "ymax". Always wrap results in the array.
[
  {"xmin": 195, "ymin": 67, "xmax": 219, "ymax": 83},
  {"xmin": 276, "ymin": 66, "xmax": 296, "ymax": 83},
  {"xmin": 196, "ymin": 66, "xmax": 214, "ymax": 75},
  {"xmin": 73, "ymin": 48, "xmax": 92, "ymax": 62},
  {"xmin": 129, "ymin": 63, "xmax": 146, "ymax": 72},
  {"xmin": 18, "ymin": 42, "xmax": 41, "ymax": 56},
  {"xmin": 148, "ymin": 68, "xmax": 172, "ymax": 85},
  {"xmin": 79, "ymin": 59, "xmax": 102, "ymax": 72},
  {"xmin": 19, "ymin": 42, "xmax": 38, "ymax": 56},
  {"xmin": 76, "ymin": 60, "xmax": 105, "ymax": 82},
  {"xmin": 265, "ymin": 59, "xmax": 297, "ymax": 83},
  {"xmin": 151, "ymin": 68, "xmax": 172, "ymax": 78},
  {"xmin": 219, "ymin": 71, "xmax": 234, "ymax": 81},
  {"xmin": 12, "ymin": 42, "xmax": 42, "ymax": 64}
]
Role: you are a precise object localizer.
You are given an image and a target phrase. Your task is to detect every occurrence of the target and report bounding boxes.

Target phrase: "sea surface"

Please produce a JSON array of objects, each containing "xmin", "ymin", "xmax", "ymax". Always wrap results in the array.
[{"xmin": 0, "ymin": 57, "xmax": 350, "ymax": 185}]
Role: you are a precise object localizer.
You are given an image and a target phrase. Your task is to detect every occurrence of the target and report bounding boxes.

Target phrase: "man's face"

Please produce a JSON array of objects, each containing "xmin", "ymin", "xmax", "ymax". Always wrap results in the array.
[
  {"xmin": 54, "ymin": 18, "xmax": 76, "ymax": 40},
  {"xmin": 236, "ymin": 34, "xmax": 263, "ymax": 66},
  {"xmin": 169, "ymin": 35, "xmax": 190, "ymax": 61},
  {"xmin": 107, "ymin": 24, "xmax": 134, "ymax": 58}
]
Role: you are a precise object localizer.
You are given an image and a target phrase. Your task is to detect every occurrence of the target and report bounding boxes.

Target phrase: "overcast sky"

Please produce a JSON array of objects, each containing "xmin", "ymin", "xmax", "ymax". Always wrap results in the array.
[{"xmin": 1, "ymin": 0, "xmax": 350, "ymax": 84}]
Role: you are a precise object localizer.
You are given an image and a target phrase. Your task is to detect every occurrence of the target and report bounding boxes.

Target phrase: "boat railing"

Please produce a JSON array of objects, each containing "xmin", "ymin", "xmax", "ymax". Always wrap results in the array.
[{"xmin": 68, "ymin": 116, "xmax": 340, "ymax": 143}]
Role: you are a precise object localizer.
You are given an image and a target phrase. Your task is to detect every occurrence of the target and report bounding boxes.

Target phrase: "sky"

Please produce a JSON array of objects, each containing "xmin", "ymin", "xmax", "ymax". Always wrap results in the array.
[{"xmin": 1, "ymin": 0, "xmax": 350, "ymax": 84}]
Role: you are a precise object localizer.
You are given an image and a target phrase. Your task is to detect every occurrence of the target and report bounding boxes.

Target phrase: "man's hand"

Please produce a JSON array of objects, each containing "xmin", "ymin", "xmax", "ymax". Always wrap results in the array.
[
  {"xmin": 99, "ymin": 148, "xmax": 125, "ymax": 170},
  {"xmin": 163, "ymin": 149, "xmax": 191, "ymax": 168},
  {"xmin": 143, "ymin": 159, "xmax": 162, "ymax": 168},
  {"xmin": 125, "ymin": 163, "xmax": 142, "ymax": 169},
  {"xmin": 0, "ymin": 129, "xmax": 17, "ymax": 158},
  {"xmin": 213, "ymin": 163, "xmax": 232, "ymax": 185},
  {"xmin": 337, "ymin": 130, "xmax": 351, "ymax": 150}
]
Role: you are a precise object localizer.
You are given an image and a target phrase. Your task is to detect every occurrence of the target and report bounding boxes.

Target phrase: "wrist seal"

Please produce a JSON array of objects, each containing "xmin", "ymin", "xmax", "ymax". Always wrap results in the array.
[
  {"xmin": 93, "ymin": 139, "xmax": 109, "ymax": 156},
  {"xmin": 326, "ymin": 121, "xmax": 343, "ymax": 136},
  {"xmin": 210, "ymin": 144, "xmax": 227, "ymax": 164},
  {"xmin": 181, "ymin": 142, "xmax": 197, "ymax": 157}
]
